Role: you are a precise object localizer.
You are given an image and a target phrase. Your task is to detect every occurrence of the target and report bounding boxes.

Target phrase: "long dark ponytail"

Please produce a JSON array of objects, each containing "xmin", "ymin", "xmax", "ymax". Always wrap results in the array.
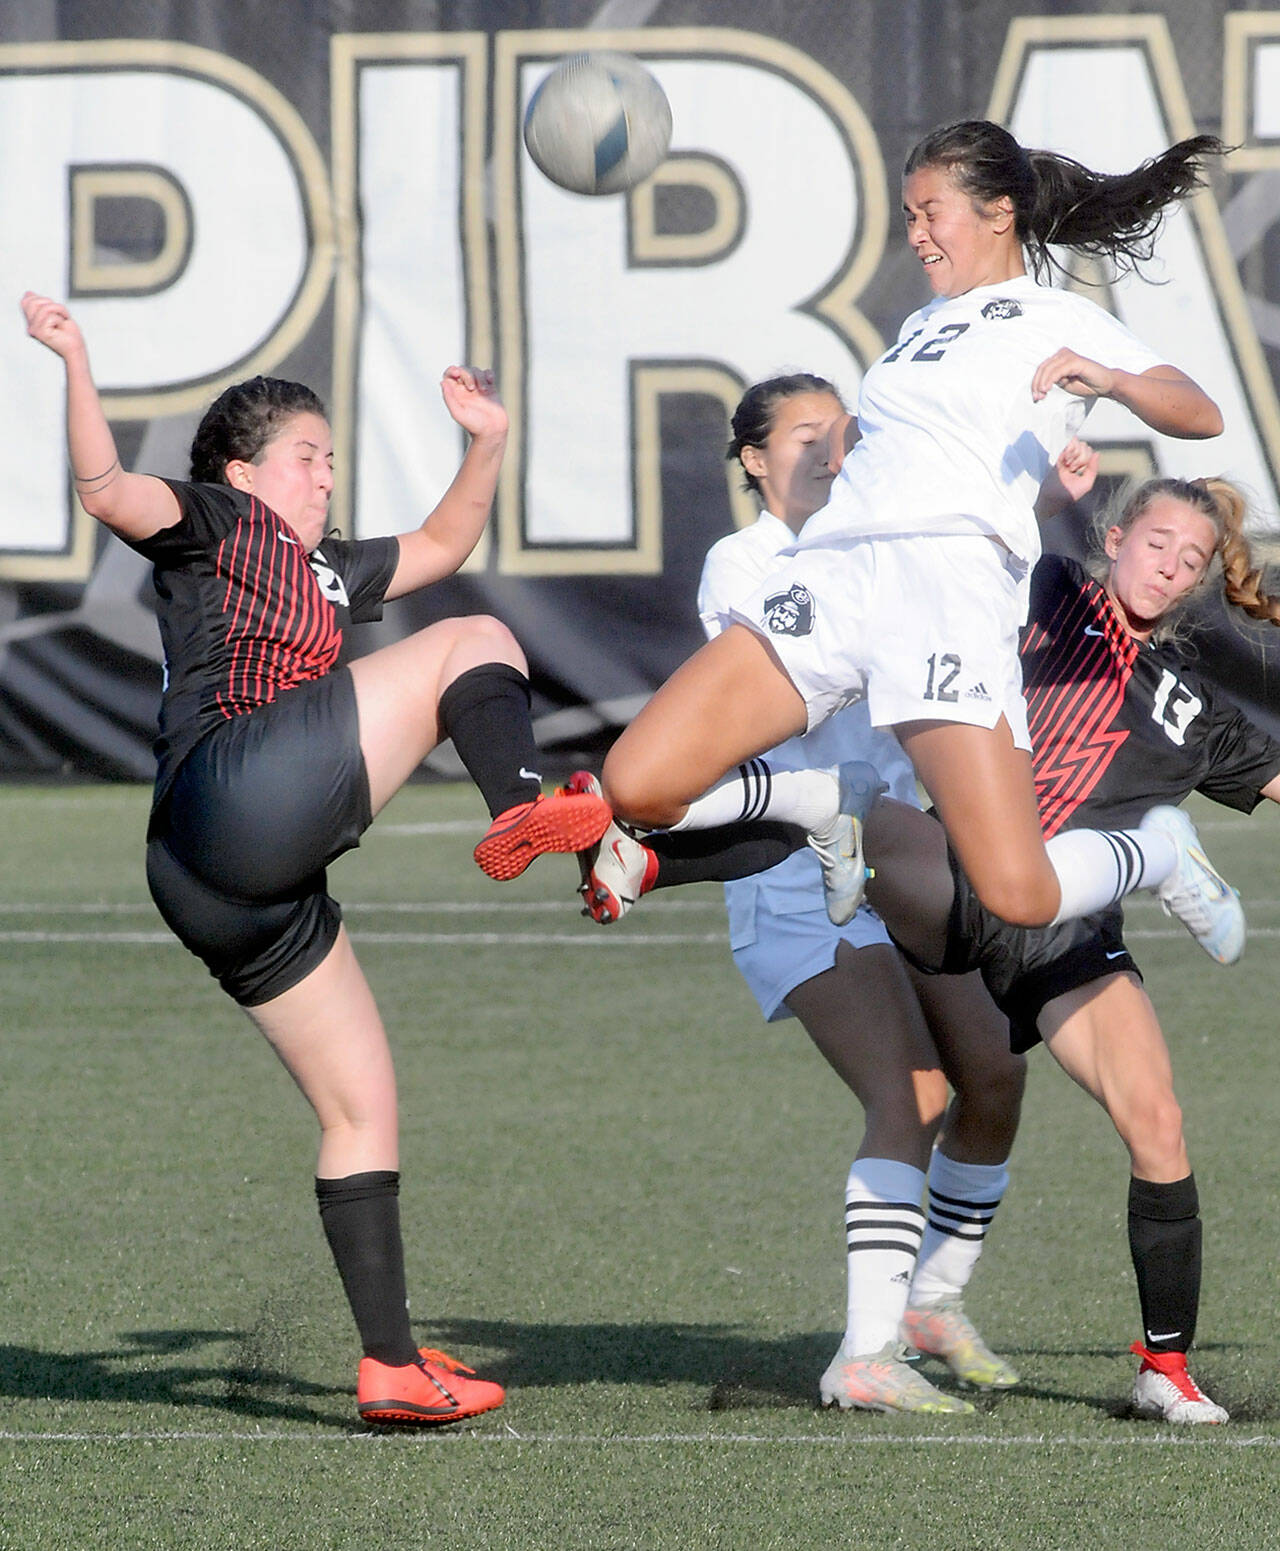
[{"xmin": 905, "ymin": 119, "xmax": 1227, "ymax": 281}]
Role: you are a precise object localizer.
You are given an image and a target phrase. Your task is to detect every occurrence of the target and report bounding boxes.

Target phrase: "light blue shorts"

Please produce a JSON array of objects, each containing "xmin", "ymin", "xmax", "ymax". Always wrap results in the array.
[{"xmin": 732, "ymin": 901, "xmax": 895, "ymax": 1023}]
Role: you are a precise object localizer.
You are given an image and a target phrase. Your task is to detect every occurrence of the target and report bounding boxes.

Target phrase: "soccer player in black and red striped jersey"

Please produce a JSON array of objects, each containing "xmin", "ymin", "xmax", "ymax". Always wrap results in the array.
[{"xmin": 22, "ymin": 290, "xmax": 609, "ymax": 1427}]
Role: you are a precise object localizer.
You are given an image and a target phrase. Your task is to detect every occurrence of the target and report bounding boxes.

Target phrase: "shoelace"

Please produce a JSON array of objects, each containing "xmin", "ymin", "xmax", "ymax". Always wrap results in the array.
[
  {"xmin": 418, "ymin": 1348, "xmax": 477, "ymax": 1376},
  {"xmin": 1131, "ymin": 1343, "xmax": 1213, "ymax": 1402},
  {"xmin": 806, "ymin": 821, "xmax": 853, "ymax": 868}
]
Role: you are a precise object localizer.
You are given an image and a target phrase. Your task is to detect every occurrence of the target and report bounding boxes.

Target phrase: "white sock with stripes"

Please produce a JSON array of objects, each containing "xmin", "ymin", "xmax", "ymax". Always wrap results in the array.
[
  {"xmin": 840, "ymin": 1158, "xmax": 926, "ymax": 1357},
  {"xmin": 907, "ymin": 1151, "xmax": 1009, "ymax": 1308},
  {"xmin": 1046, "ymin": 826, "xmax": 1175, "ymax": 926},
  {"xmin": 668, "ymin": 760, "xmax": 836, "ymax": 833}
]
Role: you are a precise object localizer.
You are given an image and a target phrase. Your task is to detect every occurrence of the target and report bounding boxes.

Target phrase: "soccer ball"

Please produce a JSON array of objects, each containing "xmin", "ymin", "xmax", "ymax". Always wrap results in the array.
[{"xmin": 523, "ymin": 51, "xmax": 673, "ymax": 197}]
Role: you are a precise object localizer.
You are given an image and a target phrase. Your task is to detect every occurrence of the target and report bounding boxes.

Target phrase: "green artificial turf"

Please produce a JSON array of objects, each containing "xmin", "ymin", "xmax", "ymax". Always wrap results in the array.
[{"xmin": 1, "ymin": 784, "xmax": 1277, "ymax": 1548}]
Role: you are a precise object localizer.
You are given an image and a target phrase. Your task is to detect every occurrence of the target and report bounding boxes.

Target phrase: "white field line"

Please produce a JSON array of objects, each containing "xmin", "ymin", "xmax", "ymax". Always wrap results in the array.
[
  {"xmin": 0, "ymin": 1428, "xmax": 1276, "ymax": 1447},
  {"xmin": 7, "ymin": 927, "xmax": 1280, "ymax": 948},
  {"xmin": 5, "ymin": 896, "xmax": 1279, "ymax": 914},
  {"xmin": 6, "ymin": 807, "xmax": 1260, "ymax": 835},
  {"xmin": 0, "ymin": 930, "xmax": 731, "ymax": 946},
  {"xmin": 0, "ymin": 899, "xmax": 727, "ymax": 915}
]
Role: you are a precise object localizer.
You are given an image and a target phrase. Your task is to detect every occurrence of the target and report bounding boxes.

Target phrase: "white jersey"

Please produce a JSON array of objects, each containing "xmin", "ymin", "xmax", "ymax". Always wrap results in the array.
[
  {"xmin": 698, "ymin": 510, "xmax": 919, "ymax": 937},
  {"xmin": 794, "ymin": 275, "xmax": 1164, "ymax": 564}
]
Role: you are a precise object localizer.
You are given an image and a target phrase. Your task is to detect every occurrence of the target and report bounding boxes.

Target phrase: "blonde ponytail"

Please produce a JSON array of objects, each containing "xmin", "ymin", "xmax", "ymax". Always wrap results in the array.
[{"xmin": 1210, "ymin": 478, "xmax": 1280, "ymax": 625}]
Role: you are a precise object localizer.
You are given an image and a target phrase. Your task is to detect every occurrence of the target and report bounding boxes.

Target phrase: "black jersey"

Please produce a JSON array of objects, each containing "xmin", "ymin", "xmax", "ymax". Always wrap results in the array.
[
  {"xmin": 1020, "ymin": 553, "xmax": 1280, "ymax": 835},
  {"xmin": 129, "ymin": 480, "xmax": 398, "ymax": 805}
]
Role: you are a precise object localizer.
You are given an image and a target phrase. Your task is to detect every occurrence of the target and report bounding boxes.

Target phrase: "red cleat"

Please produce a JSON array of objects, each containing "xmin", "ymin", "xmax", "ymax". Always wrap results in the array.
[
  {"xmin": 357, "ymin": 1348, "xmax": 505, "ymax": 1427},
  {"xmin": 1130, "ymin": 1342, "xmax": 1227, "ymax": 1424},
  {"xmin": 474, "ymin": 789, "xmax": 611, "ymax": 881},
  {"xmin": 563, "ymin": 770, "xmax": 658, "ymax": 924}
]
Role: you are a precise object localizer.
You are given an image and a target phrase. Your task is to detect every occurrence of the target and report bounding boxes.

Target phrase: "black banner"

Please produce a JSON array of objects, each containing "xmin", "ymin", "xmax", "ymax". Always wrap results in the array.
[{"xmin": 1, "ymin": 1, "xmax": 1277, "ymax": 781}]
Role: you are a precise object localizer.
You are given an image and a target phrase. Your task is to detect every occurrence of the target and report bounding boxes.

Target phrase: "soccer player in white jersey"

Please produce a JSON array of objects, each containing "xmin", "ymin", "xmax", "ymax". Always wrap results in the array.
[
  {"xmin": 582, "ymin": 121, "xmax": 1234, "ymax": 962},
  {"xmin": 698, "ymin": 374, "xmax": 1027, "ymax": 1413}
]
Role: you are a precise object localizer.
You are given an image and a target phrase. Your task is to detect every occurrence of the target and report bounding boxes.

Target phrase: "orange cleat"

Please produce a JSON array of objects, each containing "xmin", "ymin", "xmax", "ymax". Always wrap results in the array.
[
  {"xmin": 474, "ymin": 788, "xmax": 611, "ymax": 881},
  {"xmin": 357, "ymin": 1348, "xmax": 505, "ymax": 1427}
]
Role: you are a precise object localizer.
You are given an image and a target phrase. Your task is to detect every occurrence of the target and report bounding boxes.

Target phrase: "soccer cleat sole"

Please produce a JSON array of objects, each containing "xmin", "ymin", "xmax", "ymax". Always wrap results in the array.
[
  {"xmin": 359, "ymin": 1396, "xmax": 499, "ymax": 1425},
  {"xmin": 474, "ymin": 791, "xmax": 612, "ymax": 881}
]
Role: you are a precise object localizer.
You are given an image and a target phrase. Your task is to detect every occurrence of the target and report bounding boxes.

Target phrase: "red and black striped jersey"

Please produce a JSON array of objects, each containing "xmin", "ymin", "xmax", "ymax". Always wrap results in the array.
[
  {"xmin": 1021, "ymin": 553, "xmax": 1280, "ymax": 835},
  {"xmin": 130, "ymin": 480, "xmax": 397, "ymax": 804}
]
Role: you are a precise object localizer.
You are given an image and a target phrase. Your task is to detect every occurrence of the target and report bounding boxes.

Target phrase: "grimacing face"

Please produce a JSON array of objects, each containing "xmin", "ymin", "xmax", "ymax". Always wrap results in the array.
[
  {"xmin": 225, "ymin": 410, "xmax": 335, "ymax": 552},
  {"xmin": 901, "ymin": 163, "xmax": 1022, "ymax": 299},
  {"xmin": 1103, "ymin": 494, "xmax": 1218, "ymax": 640}
]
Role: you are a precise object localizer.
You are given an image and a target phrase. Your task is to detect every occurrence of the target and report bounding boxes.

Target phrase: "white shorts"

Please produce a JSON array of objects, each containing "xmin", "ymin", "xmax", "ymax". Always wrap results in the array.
[
  {"xmin": 729, "ymin": 532, "xmax": 1031, "ymax": 750},
  {"xmin": 731, "ymin": 901, "xmax": 895, "ymax": 1023}
]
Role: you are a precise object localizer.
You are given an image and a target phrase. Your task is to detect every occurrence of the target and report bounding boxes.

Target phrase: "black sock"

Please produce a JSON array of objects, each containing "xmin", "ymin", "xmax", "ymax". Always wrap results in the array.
[
  {"xmin": 437, "ymin": 663, "xmax": 542, "ymax": 818},
  {"xmin": 1128, "ymin": 1173, "xmax": 1201, "ymax": 1354},
  {"xmin": 647, "ymin": 820, "xmax": 806, "ymax": 888},
  {"xmin": 315, "ymin": 1170, "xmax": 417, "ymax": 1365}
]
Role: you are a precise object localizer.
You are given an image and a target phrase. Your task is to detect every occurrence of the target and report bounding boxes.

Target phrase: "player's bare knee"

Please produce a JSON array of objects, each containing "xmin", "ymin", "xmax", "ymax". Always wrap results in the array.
[
  {"xmin": 1144, "ymin": 1094, "xmax": 1186, "ymax": 1163},
  {"xmin": 461, "ymin": 612, "xmax": 524, "ymax": 663},
  {"xmin": 601, "ymin": 752, "xmax": 680, "ymax": 829},
  {"xmin": 1119, "ymin": 1093, "xmax": 1185, "ymax": 1170},
  {"xmin": 431, "ymin": 612, "xmax": 526, "ymax": 678},
  {"xmin": 975, "ymin": 872, "xmax": 1058, "ymax": 928}
]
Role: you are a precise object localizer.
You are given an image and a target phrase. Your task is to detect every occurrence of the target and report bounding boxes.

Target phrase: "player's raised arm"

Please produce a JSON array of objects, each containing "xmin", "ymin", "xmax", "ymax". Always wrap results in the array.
[
  {"xmin": 1031, "ymin": 348, "xmax": 1223, "ymax": 440},
  {"xmin": 383, "ymin": 365, "xmax": 508, "ymax": 601},
  {"xmin": 21, "ymin": 292, "xmax": 180, "ymax": 541}
]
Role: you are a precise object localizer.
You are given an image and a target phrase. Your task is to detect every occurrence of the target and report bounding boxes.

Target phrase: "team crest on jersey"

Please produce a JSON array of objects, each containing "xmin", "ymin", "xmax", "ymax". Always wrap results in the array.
[
  {"xmin": 308, "ymin": 549, "xmax": 349, "ymax": 607},
  {"xmin": 981, "ymin": 297, "xmax": 1022, "ymax": 320},
  {"xmin": 762, "ymin": 584, "xmax": 814, "ymax": 637}
]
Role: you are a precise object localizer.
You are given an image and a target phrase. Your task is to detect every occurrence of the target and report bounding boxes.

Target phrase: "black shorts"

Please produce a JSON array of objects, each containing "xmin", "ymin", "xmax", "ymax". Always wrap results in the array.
[
  {"xmin": 921, "ymin": 848, "xmax": 1141, "ymax": 1055},
  {"xmin": 145, "ymin": 669, "xmax": 371, "ymax": 1007}
]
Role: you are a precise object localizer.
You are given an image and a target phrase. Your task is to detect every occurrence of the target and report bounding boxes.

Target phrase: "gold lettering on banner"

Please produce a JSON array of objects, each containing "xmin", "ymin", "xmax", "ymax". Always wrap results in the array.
[
  {"xmin": 493, "ymin": 26, "xmax": 886, "ymax": 575},
  {"xmin": 328, "ymin": 32, "xmax": 490, "ymax": 561},
  {"xmin": 70, "ymin": 165, "xmax": 191, "ymax": 297},
  {"xmin": 0, "ymin": 39, "xmax": 332, "ymax": 581},
  {"xmin": 990, "ymin": 13, "xmax": 1280, "ymax": 496}
]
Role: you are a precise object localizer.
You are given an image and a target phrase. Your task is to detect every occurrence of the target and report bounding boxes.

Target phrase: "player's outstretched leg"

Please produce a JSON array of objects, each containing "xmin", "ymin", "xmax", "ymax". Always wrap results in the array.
[
  {"xmin": 430, "ymin": 662, "xmax": 611, "ymax": 880},
  {"xmin": 1138, "ymin": 805, "xmax": 1244, "ymax": 965}
]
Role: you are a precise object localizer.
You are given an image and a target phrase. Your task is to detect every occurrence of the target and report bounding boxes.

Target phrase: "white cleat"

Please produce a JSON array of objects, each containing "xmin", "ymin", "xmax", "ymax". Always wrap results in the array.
[
  {"xmin": 1130, "ymin": 1344, "xmax": 1228, "ymax": 1425},
  {"xmin": 1139, "ymin": 805, "xmax": 1244, "ymax": 965},
  {"xmin": 819, "ymin": 1340, "xmax": 975, "ymax": 1414},
  {"xmin": 562, "ymin": 770, "xmax": 656, "ymax": 924},
  {"xmin": 902, "ymin": 1299, "xmax": 1019, "ymax": 1390},
  {"xmin": 807, "ymin": 761, "xmax": 886, "ymax": 927}
]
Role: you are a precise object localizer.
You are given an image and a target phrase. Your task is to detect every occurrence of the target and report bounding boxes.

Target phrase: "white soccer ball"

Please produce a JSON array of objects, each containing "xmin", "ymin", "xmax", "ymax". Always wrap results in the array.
[{"xmin": 523, "ymin": 51, "xmax": 673, "ymax": 197}]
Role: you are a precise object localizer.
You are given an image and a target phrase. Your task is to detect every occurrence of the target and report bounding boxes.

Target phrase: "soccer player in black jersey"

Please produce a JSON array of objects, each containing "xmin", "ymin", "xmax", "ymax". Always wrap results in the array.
[{"xmin": 22, "ymin": 290, "xmax": 609, "ymax": 1427}]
